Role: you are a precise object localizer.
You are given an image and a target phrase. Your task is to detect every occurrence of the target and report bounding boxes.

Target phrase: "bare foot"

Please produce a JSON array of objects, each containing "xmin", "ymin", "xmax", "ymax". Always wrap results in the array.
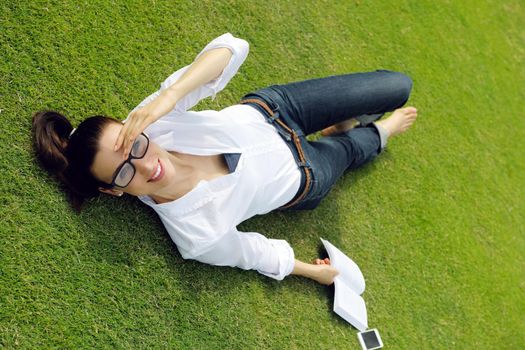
[
  {"xmin": 375, "ymin": 107, "xmax": 418, "ymax": 138},
  {"xmin": 312, "ymin": 258, "xmax": 338, "ymax": 285},
  {"xmin": 320, "ymin": 118, "xmax": 360, "ymax": 136}
]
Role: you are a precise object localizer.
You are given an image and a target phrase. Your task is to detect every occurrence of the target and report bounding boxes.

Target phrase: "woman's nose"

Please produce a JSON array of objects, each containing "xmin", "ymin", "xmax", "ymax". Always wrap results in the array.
[{"xmin": 133, "ymin": 158, "xmax": 154, "ymax": 178}]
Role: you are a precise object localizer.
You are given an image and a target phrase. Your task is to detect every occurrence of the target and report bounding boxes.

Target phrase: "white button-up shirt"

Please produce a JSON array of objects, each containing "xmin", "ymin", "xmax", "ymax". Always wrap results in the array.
[{"xmin": 129, "ymin": 33, "xmax": 302, "ymax": 280}]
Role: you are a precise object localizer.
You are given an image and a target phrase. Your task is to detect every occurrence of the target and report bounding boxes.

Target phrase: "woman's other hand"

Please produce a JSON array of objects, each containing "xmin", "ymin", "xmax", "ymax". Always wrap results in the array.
[
  {"xmin": 292, "ymin": 258, "xmax": 338, "ymax": 285},
  {"xmin": 312, "ymin": 258, "xmax": 337, "ymax": 285},
  {"xmin": 114, "ymin": 89, "xmax": 180, "ymax": 158},
  {"xmin": 313, "ymin": 258, "xmax": 331, "ymax": 265}
]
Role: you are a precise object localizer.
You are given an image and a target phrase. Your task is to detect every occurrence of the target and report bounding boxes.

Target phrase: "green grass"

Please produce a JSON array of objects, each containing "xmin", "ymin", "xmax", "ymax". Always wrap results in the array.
[{"xmin": 1, "ymin": 0, "xmax": 524, "ymax": 348}]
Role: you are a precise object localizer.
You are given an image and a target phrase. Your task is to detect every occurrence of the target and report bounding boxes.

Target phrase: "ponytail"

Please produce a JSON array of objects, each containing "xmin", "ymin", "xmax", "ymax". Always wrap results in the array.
[
  {"xmin": 32, "ymin": 110, "xmax": 117, "ymax": 212},
  {"xmin": 31, "ymin": 110, "xmax": 73, "ymax": 181}
]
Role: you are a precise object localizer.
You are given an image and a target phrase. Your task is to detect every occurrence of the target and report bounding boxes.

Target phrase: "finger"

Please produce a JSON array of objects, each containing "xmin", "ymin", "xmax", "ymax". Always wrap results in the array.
[
  {"xmin": 123, "ymin": 133, "xmax": 135, "ymax": 159},
  {"xmin": 114, "ymin": 124, "xmax": 125, "ymax": 151},
  {"xmin": 119, "ymin": 112, "xmax": 136, "ymax": 145},
  {"xmin": 116, "ymin": 124, "xmax": 132, "ymax": 153},
  {"xmin": 122, "ymin": 118, "xmax": 140, "ymax": 159},
  {"xmin": 122, "ymin": 111, "xmax": 142, "ymax": 144},
  {"xmin": 121, "ymin": 133, "xmax": 133, "ymax": 159},
  {"xmin": 123, "ymin": 130, "xmax": 143, "ymax": 160},
  {"xmin": 115, "ymin": 114, "xmax": 133, "ymax": 151},
  {"xmin": 121, "ymin": 127, "xmax": 134, "ymax": 159}
]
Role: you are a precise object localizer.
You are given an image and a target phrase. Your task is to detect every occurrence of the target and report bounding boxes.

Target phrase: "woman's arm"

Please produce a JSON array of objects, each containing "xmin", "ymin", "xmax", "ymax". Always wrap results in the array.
[
  {"xmin": 291, "ymin": 259, "xmax": 339, "ymax": 285},
  {"xmin": 188, "ymin": 228, "xmax": 339, "ymax": 284},
  {"xmin": 115, "ymin": 47, "xmax": 234, "ymax": 156},
  {"xmin": 166, "ymin": 47, "xmax": 233, "ymax": 102}
]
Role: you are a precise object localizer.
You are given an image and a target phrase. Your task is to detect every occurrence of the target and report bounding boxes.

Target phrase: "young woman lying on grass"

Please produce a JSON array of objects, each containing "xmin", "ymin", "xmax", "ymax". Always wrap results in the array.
[{"xmin": 32, "ymin": 33, "xmax": 417, "ymax": 285}]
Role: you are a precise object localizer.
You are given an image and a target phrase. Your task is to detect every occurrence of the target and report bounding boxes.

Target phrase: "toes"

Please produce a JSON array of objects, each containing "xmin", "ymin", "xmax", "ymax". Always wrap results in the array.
[{"xmin": 400, "ymin": 107, "xmax": 417, "ymax": 116}]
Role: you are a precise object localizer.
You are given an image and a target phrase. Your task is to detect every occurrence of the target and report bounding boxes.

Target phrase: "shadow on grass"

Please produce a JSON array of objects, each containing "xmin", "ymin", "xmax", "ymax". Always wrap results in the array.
[{"xmin": 71, "ymin": 149, "xmax": 388, "ymax": 325}]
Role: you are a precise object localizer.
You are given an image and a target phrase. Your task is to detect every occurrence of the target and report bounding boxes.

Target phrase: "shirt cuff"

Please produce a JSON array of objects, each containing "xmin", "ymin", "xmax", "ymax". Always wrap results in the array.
[
  {"xmin": 257, "ymin": 239, "xmax": 295, "ymax": 281},
  {"xmin": 194, "ymin": 33, "xmax": 249, "ymax": 100}
]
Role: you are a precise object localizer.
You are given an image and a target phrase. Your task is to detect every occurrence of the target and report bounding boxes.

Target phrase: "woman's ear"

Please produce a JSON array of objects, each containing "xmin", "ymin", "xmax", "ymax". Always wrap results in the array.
[{"xmin": 98, "ymin": 187, "xmax": 124, "ymax": 197}]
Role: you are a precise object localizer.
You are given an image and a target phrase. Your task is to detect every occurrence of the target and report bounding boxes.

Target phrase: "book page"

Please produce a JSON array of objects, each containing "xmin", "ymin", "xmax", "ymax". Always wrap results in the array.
[
  {"xmin": 333, "ymin": 278, "xmax": 368, "ymax": 331},
  {"xmin": 321, "ymin": 238, "xmax": 365, "ymax": 295}
]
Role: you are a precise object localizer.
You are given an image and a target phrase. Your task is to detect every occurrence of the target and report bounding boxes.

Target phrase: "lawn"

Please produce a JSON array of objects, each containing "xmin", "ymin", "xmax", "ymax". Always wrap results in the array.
[{"xmin": 1, "ymin": 0, "xmax": 524, "ymax": 348}]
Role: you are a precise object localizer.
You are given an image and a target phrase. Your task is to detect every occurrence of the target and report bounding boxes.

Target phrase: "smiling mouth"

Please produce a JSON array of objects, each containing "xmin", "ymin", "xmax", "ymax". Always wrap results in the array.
[{"xmin": 148, "ymin": 159, "xmax": 164, "ymax": 182}]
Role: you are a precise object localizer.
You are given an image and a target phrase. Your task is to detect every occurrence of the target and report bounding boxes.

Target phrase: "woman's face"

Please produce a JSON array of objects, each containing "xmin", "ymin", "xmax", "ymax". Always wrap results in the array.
[{"xmin": 91, "ymin": 122, "xmax": 175, "ymax": 197}]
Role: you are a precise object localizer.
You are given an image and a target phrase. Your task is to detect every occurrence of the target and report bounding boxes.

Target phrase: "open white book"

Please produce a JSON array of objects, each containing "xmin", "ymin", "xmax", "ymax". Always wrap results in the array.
[{"xmin": 321, "ymin": 238, "xmax": 368, "ymax": 331}]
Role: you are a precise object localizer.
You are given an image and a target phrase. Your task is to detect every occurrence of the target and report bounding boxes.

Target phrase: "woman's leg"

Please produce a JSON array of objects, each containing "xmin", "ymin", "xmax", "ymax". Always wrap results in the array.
[
  {"xmin": 267, "ymin": 69, "xmax": 413, "ymax": 135},
  {"xmin": 287, "ymin": 107, "xmax": 417, "ymax": 210},
  {"xmin": 240, "ymin": 70, "xmax": 415, "ymax": 210}
]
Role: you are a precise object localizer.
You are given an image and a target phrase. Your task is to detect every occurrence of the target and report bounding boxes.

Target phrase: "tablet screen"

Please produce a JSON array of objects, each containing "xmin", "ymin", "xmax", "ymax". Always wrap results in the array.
[{"xmin": 361, "ymin": 330, "xmax": 381, "ymax": 348}]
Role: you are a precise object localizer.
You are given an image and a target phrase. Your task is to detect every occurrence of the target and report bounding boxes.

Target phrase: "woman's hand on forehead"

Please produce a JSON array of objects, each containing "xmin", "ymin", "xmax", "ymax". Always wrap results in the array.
[{"xmin": 114, "ymin": 89, "xmax": 179, "ymax": 159}]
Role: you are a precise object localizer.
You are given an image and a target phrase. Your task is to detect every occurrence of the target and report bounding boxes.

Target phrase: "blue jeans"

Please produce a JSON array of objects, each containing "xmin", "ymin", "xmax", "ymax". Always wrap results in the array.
[{"xmin": 240, "ymin": 70, "xmax": 413, "ymax": 210}]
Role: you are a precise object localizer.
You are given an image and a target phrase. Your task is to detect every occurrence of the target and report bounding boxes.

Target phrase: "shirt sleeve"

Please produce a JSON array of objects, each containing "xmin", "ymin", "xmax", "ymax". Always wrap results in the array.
[
  {"xmin": 129, "ymin": 32, "xmax": 249, "ymax": 116},
  {"xmin": 163, "ymin": 32, "xmax": 249, "ymax": 113},
  {"xmin": 187, "ymin": 228, "xmax": 296, "ymax": 281}
]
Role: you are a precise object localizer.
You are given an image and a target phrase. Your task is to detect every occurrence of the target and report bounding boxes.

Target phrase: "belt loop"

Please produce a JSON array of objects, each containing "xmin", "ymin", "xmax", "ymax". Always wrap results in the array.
[
  {"xmin": 298, "ymin": 160, "xmax": 311, "ymax": 169},
  {"xmin": 268, "ymin": 110, "xmax": 280, "ymax": 123},
  {"xmin": 277, "ymin": 127, "xmax": 291, "ymax": 141},
  {"xmin": 267, "ymin": 104, "xmax": 280, "ymax": 122},
  {"xmin": 240, "ymin": 96, "xmax": 312, "ymax": 210}
]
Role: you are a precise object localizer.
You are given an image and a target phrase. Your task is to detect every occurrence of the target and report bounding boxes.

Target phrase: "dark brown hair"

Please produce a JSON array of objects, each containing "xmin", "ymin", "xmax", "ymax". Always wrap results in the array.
[{"xmin": 31, "ymin": 110, "xmax": 118, "ymax": 212}]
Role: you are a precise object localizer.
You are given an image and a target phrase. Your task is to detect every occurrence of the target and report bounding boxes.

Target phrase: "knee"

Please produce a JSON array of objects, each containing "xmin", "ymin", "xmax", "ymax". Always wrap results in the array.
[
  {"xmin": 380, "ymin": 71, "xmax": 413, "ymax": 106},
  {"xmin": 392, "ymin": 72, "xmax": 413, "ymax": 100},
  {"xmin": 375, "ymin": 69, "xmax": 413, "ymax": 102}
]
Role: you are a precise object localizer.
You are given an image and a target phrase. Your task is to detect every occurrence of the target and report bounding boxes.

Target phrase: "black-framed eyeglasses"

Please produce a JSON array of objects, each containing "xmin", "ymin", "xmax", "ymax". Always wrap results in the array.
[{"xmin": 108, "ymin": 133, "xmax": 150, "ymax": 188}]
